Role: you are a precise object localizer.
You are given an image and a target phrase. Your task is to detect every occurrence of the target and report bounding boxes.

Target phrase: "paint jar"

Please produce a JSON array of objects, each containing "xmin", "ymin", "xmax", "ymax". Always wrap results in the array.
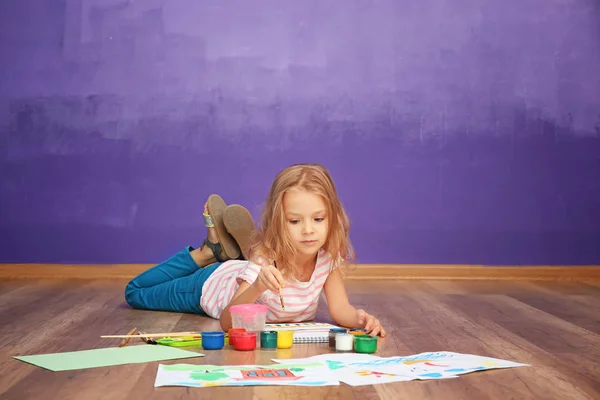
[
  {"xmin": 201, "ymin": 331, "xmax": 225, "ymax": 350},
  {"xmin": 260, "ymin": 331, "xmax": 278, "ymax": 349},
  {"xmin": 354, "ymin": 334, "xmax": 378, "ymax": 354},
  {"xmin": 335, "ymin": 333, "xmax": 354, "ymax": 352},
  {"xmin": 230, "ymin": 304, "xmax": 268, "ymax": 333},
  {"xmin": 233, "ymin": 332, "xmax": 257, "ymax": 351},
  {"xmin": 349, "ymin": 328, "xmax": 367, "ymax": 336},
  {"xmin": 277, "ymin": 330, "xmax": 294, "ymax": 349},
  {"xmin": 228, "ymin": 328, "xmax": 246, "ymax": 346},
  {"xmin": 329, "ymin": 328, "xmax": 347, "ymax": 347}
]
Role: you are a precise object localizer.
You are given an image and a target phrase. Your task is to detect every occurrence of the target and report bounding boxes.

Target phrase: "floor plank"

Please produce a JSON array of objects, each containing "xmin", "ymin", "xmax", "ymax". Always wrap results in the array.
[
  {"xmin": 0, "ymin": 278, "xmax": 598, "ymax": 399},
  {"xmin": 2, "ymin": 263, "xmax": 600, "ymax": 281}
]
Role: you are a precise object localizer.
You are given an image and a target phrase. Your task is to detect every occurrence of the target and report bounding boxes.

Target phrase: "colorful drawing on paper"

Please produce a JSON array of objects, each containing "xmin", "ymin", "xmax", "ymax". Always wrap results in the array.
[
  {"xmin": 154, "ymin": 352, "xmax": 528, "ymax": 388},
  {"xmin": 272, "ymin": 352, "xmax": 530, "ymax": 387},
  {"xmin": 154, "ymin": 362, "xmax": 339, "ymax": 387}
]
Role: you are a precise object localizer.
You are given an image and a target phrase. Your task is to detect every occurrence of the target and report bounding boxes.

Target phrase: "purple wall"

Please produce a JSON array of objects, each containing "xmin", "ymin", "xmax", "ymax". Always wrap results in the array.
[{"xmin": 1, "ymin": 0, "xmax": 599, "ymax": 265}]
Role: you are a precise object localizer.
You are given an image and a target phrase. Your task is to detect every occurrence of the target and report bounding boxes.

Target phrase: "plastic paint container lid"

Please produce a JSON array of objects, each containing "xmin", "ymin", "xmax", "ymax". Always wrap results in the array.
[
  {"xmin": 260, "ymin": 331, "xmax": 278, "ymax": 349},
  {"xmin": 229, "ymin": 304, "xmax": 269, "ymax": 333},
  {"xmin": 354, "ymin": 334, "xmax": 377, "ymax": 354},
  {"xmin": 330, "ymin": 328, "xmax": 348, "ymax": 333},
  {"xmin": 201, "ymin": 331, "xmax": 225, "ymax": 350},
  {"xmin": 229, "ymin": 304, "xmax": 268, "ymax": 319}
]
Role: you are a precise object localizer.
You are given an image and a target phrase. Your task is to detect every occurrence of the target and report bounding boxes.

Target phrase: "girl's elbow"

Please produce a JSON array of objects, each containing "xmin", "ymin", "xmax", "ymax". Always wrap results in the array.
[
  {"xmin": 328, "ymin": 308, "xmax": 343, "ymax": 325},
  {"xmin": 219, "ymin": 314, "xmax": 231, "ymax": 332},
  {"xmin": 219, "ymin": 320, "xmax": 230, "ymax": 332}
]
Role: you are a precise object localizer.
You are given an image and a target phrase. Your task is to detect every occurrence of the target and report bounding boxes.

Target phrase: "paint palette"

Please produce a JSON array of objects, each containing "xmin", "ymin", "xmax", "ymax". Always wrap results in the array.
[{"xmin": 156, "ymin": 337, "xmax": 202, "ymax": 347}]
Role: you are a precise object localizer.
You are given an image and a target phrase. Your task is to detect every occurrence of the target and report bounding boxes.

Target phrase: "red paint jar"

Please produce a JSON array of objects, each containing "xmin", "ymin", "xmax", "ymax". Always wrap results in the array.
[
  {"xmin": 233, "ymin": 332, "xmax": 257, "ymax": 351},
  {"xmin": 228, "ymin": 328, "xmax": 246, "ymax": 346}
]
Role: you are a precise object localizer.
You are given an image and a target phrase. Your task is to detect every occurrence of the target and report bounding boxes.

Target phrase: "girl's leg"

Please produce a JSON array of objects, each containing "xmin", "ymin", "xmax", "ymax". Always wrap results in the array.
[{"xmin": 125, "ymin": 246, "xmax": 222, "ymax": 313}]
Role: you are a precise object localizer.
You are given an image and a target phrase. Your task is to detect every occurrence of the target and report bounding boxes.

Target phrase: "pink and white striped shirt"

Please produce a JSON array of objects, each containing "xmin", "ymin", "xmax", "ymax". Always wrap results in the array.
[{"xmin": 200, "ymin": 249, "xmax": 333, "ymax": 322}]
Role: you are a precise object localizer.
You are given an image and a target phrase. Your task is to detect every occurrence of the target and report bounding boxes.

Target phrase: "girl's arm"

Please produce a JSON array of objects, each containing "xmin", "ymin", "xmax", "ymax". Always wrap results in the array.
[
  {"xmin": 219, "ymin": 263, "xmax": 286, "ymax": 331},
  {"xmin": 218, "ymin": 281, "xmax": 262, "ymax": 331},
  {"xmin": 323, "ymin": 268, "xmax": 386, "ymax": 337}
]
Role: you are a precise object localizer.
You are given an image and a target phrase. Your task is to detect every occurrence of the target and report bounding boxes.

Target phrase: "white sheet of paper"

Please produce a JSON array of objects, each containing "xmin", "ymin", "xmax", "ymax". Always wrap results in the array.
[
  {"xmin": 273, "ymin": 351, "xmax": 529, "ymax": 386},
  {"xmin": 153, "ymin": 351, "xmax": 528, "ymax": 388},
  {"xmin": 154, "ymin": 362, "xmax": 339, "ymax": 388}
]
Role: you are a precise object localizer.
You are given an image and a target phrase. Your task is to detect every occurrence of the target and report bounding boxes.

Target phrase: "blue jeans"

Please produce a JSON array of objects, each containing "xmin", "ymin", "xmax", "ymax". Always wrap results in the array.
[{"xmin": 125, "ymin": 246, "xmax": 222, "ymax": 314}]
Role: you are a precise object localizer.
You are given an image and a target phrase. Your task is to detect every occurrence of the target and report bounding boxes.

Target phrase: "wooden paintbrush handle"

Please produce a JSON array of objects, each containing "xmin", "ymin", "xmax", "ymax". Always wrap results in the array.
[
  {"xmin": 118, "ymin": 327, "xmax": 137, "ymax": 347},
  {"xmin": 102, "ymin": 331, "xmax": 200, "ymax": 339}
]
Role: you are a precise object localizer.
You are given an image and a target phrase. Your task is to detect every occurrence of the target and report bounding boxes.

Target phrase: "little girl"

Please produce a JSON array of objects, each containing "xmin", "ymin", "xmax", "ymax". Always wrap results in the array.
[{"xmin": 125, "ymin": 164, "xmax": 386, "ymax": 337}]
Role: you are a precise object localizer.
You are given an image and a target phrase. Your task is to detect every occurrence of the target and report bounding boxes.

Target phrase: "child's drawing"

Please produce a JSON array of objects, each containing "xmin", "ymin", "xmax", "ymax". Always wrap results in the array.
[
  {"xmin": 154, "ymin": 351, "xmax": 528, "ymax": 388},
  {"xmin": 272, "ymin": 351, "xmax": 529, "ymax": 387},
  {"xmin": 154, "ymin": 362, "xmax": 339, "ymax": 388}
]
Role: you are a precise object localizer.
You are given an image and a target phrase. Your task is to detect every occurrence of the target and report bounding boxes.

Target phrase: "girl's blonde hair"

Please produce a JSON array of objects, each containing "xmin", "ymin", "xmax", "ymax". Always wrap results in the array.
[{"xmin": 249, "ymin": 163, "xmax": 355, "ymax": 279}]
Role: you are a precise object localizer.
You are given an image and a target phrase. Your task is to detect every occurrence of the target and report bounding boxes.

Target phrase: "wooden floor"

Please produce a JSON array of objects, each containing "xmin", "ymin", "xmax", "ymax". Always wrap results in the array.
[{"xmin": 0, "ymin": 279, "xmax": 599, "ymax": 399}]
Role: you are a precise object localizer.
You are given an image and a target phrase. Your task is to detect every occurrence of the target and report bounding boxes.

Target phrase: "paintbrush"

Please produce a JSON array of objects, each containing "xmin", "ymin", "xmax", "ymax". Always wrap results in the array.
[
  {"xmin": 279, "ymin": 287, "xmax": 285, "ymax": 310},
  {"xmin": 274, "ymin": 261, "xmax": 285, "ymax": 310},
  {"xmin": 118, "ymin": 327, "xmax": 137, "ymax": 347},
  {"xmin": 101, "ymin": 331, "xmax": 200, "ymax": 339}
]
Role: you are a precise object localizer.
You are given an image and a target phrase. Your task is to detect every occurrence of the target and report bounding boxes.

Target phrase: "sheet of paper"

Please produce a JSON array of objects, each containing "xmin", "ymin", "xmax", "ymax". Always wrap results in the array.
[
  {"xmin": 272, "ymin": 351, "xmax": 529, "ymax": 387},
  {"xmin": 14, "ymin": 345, "xmax": 204, "ymax": 372},
  {"xmin": 154, "ymin": 362, "xmax": 339, "ymax": 388},
  {"xmin": 152, "ymin": 351, "xmax": 528, "ymax": 388}
]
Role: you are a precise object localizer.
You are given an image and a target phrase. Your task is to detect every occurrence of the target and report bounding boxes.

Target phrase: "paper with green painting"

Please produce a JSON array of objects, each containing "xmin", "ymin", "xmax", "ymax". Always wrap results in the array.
[
  {"xmin": 14, "ymin": 345, "xmax": 204, "ymax": 372},
  {"xmin": 154, "ymin": 362, "xmax": 339, "ymax": 387},
  {"xmin": 154, "ymin": 351, "xmax": 528, "ymax": 387}
]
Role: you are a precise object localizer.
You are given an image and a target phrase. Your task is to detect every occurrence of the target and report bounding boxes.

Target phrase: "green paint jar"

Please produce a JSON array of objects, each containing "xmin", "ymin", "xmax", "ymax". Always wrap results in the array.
[
  {"xmin": 260, "ymin": 330, "xmax": 278, "ymax": 349},
  {"xmin": 354, "ymin": 334, "xmax": 378, "ymax": 354}
]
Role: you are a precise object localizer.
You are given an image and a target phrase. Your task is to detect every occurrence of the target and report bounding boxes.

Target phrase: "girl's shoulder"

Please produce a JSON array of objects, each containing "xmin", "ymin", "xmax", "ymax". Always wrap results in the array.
[
  {"xmin": 317, "ymin": 249, "xmax": 348, "ymax": 271},
  {"xmin": 316, "ymin": 249, "xmax": 335, "ymax": 269},
  {"xmin": 246, "ymin": 252, "xmax": 272, "ymax": 268}
]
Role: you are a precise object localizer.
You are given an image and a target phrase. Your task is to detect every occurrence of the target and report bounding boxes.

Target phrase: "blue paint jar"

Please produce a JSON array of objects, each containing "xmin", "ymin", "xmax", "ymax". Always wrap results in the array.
[{"xmin": 201, "ymin": 331, "xmax": 225, "ymax": 350}]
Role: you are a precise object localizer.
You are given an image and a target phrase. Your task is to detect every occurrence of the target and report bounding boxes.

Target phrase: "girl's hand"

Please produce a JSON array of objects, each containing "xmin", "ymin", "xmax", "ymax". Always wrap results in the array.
[
  {"xmin": 357, "ymin": 309, "xmax": 386, "ymax": 337},
  {"xmin": 252, "ymin": 264, "xmax": 286, "ymax": 294}
]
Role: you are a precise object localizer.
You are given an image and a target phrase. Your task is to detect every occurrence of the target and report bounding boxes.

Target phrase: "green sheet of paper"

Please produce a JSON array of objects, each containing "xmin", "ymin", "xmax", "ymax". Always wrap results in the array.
[{"xmin": 14, "ymin": 345, "xmax": 204, "ymax": 372}]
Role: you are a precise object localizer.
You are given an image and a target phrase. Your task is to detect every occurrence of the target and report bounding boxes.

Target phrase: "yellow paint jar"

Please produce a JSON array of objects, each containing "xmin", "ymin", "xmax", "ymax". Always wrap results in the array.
[{"xmin": 277, "ymin": 330, "xmax": 294, "ymax": 349}]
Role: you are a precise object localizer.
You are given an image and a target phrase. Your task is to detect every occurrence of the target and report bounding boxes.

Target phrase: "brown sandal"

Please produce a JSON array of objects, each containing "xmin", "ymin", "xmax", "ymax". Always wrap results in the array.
[
  {"xmin": 200, "ymin": 238, "xmax": 228, "ymax": 263},
  {"xmin": 205, "ymin": 194, "xmax": 241, "ymax": 260},
  {"xmin": 223, "ymin": 204, "xmax": 256, "ymax": 260}
]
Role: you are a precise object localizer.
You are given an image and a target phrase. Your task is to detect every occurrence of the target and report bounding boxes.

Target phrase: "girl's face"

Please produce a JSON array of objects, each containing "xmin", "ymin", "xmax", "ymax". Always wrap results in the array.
[{"xmin": 282, "ymin": 188, "xmax": 329, "ymax": 261}]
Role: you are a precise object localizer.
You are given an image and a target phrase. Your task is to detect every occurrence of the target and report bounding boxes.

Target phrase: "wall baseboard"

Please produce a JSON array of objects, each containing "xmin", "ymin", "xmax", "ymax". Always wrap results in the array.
[{"xmin": 1, "ymin": 264, "xmax": 599, "ymax": 281}]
